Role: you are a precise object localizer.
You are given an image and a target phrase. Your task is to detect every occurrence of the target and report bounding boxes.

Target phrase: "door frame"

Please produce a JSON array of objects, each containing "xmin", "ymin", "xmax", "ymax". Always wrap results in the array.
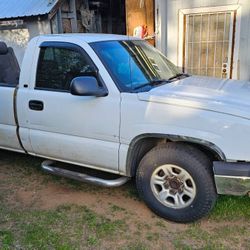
[{"xmin": 178, "ymin": 5, "xmax": 241, "ymax": 79}]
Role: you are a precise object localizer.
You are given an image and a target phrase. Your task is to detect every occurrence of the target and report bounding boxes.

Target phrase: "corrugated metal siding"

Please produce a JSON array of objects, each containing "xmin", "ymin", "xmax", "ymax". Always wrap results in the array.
[{"xmin": 0, "ymin": 0, "xmax": 59, "ymax": 19}]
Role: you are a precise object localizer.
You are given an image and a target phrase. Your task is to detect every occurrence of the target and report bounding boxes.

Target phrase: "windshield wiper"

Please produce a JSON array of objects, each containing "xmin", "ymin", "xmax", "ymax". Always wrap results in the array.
[
  {"xmin": 133, "ymin": 79, "xmax": 169, "ymax": 90},
  {"xmin": 150, "ymin": 79, "xmax": 169, "ymax": 85},
  {"xmin": 168, "ymin": 73, "xmax": 189, "ymax": 81}
]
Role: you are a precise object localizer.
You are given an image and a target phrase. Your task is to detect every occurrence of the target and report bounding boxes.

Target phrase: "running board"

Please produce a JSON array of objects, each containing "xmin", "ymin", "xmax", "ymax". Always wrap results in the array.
[{"xmin": 41, "ymin": 160, "xmax": 129, "ymax": 187}]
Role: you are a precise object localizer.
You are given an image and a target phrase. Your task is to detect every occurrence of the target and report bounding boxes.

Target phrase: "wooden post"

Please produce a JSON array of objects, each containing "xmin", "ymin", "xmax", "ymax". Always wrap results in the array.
[
  {"xmin": 70, "ymin": 0, "xmax": 78, "ymax": 32},
  {"xmin": 57, "ymin": 7, "xmax": 63, "ymax": 33}
]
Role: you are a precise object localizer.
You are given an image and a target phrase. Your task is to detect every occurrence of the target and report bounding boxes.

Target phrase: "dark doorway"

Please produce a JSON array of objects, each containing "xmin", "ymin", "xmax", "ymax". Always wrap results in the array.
[{"xmin": 76, "ymin": 0, "xmax": 126, "ymax": 35}]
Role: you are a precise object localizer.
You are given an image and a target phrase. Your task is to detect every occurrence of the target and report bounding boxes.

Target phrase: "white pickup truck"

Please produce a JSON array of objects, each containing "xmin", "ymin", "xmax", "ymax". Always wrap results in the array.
[{"xmin": 1, "ymin": 34, "xmax": 250, "ymax": 222}]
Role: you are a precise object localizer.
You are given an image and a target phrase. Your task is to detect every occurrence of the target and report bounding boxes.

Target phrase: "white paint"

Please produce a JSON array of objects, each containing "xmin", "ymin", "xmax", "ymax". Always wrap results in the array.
[
  {"xmin": 119, "ymin": 81, "xmax": 250, "ymax": 172},
  {"xmin": 0, "ymin": 87, "xmax": 22, "ymax": 150},
  {"xmin": 17, "ymin": 35, "xmax": 121, "ymax": 172},
  {"xmin": 155, "ymin": 0, "xmax": 168, "ymax": 54},
  {"xmin": 178, "ymin": 5, "xmax": 241, "ymax": 79},
  {"xmin": 157, "ymin": 0, "xmax": 250, "ymax": 81},
  {"xmin": 1, "ymin": 34, "xmax": 250, "ymax": 177}
]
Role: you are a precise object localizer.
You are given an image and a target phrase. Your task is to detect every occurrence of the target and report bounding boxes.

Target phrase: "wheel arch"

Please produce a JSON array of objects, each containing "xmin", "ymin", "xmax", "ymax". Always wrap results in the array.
[{"xmin": 126, "ymin": 133, "xmax": 226, "ymax": 177}]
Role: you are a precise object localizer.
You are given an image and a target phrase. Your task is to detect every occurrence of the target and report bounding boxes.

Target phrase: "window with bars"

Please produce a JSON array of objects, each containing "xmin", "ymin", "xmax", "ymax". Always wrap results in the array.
[{"xmin": 184, "ymin": 11, "xmax": 235, "ymax": 78}]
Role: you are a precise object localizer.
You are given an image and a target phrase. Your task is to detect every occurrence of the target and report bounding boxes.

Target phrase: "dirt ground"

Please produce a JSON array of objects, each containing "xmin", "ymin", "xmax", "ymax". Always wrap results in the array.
[{"xmin": 0, "ymin": 149, "xmax": 250, "ymax": 250}]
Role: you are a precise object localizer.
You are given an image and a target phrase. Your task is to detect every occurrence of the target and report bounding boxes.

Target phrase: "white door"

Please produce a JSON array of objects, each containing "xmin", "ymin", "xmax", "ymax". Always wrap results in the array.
[
  {"xmin": 183, "ymin": 10, "xmax": 235, "ymax": 78},
  {"xmin": 0, "ymin": 86, "xmax": 23, "ymax": 151},
  {"xmin": 26, "ymin": 43, "xmax": 120, "ymax": 172}
]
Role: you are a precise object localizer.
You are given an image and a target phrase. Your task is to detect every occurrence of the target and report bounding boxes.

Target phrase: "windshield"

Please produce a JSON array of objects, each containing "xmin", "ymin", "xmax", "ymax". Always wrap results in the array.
[{"xmin": 90, "ymin": 40, "xmax": 182, "ymax": 92}]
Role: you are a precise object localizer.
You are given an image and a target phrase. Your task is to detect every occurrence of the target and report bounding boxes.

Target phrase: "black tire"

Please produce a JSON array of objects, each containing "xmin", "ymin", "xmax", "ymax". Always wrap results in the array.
[{"xmin": 136, "ymin": 142, "xmax": 217, "ymax": 223}]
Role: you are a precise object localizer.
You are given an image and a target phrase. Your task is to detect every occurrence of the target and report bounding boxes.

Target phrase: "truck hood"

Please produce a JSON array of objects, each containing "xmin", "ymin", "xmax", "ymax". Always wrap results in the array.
[{"xmin": 138, "ymin": 76, "xmax": 250, "ymax": 120}]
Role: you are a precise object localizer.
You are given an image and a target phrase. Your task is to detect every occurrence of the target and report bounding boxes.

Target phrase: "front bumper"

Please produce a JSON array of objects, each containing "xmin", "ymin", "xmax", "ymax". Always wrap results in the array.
[{"xmin": 213, "ymin": 161, "xmax": 250, "ymax": 196}]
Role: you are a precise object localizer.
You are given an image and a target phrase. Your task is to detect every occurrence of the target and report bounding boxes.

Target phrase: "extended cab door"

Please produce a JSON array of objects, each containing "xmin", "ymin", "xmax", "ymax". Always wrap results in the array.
[
  {"xmin": 0, "ymin": 84, "xmax": 23, "ymax": 151},
  {"xmin": 18, "ymin": 40, "xmax": 121, "ymax": 172}
]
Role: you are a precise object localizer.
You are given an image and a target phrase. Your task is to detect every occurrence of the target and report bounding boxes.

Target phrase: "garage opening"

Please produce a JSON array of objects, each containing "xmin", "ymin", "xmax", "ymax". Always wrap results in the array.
[
  {"xmin": 53, "ymin": 0, "xmax": 126, "ymax": 34},
  {"xmin": 76, "ymin": 0, "xmax": 126, "ymax": 35}
]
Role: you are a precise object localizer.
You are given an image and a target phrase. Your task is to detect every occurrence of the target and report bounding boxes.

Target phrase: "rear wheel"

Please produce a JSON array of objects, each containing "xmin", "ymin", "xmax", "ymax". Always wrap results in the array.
[{"xmin": 136, "ymin": 143, "xmax": 217, "ymax": 223}]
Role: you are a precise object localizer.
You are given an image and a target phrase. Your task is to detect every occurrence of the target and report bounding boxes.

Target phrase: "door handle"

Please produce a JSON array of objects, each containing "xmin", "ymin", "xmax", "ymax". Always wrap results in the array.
[{"xmin": 29, "ymin": 100, "xmax": 44, "ymax": 111}]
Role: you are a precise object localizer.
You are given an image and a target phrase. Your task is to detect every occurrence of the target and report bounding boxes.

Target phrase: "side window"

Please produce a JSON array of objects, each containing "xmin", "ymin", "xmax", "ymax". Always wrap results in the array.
[{"xmin": 36, "ymin": 46, "xmax": 95, "ymax": 91}]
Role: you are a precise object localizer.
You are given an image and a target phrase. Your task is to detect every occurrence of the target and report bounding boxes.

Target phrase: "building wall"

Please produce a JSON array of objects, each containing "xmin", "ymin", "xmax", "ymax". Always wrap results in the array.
[
  {"xmin": 0, "ymin": 17, "xmax": 51, "ymax": 64},
  {"xmin": 0, "ymin": 28, "xmax": 29, "ymax": 64},
  {"xmin": 155, "ymin": 0, "xmax": 250, "ymax": 81}
]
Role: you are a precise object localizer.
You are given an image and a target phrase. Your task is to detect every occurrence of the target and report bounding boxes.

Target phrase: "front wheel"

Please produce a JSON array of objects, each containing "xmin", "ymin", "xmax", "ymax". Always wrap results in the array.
[{"xmin": 136, "ymin": 143, "xmax": 217, "ymax": 223}]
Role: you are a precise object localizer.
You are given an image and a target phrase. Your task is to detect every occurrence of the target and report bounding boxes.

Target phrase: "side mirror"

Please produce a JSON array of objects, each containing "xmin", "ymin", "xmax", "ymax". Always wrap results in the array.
[{"xmin": 70, "ymin": 76, "xmax": 108, "ymax": 97}]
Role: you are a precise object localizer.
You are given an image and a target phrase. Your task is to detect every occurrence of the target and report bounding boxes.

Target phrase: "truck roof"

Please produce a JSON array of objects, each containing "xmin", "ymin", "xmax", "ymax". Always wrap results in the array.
[{"xmin": 38, "ymin": 33, "xmax": 138, "ymax": 43}]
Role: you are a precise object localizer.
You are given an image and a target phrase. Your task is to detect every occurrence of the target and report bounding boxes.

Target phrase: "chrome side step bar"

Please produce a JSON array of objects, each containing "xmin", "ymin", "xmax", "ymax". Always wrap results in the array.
[{"xmin": 41, "ymin": 160, "xmax": 129, "ymax": 187}]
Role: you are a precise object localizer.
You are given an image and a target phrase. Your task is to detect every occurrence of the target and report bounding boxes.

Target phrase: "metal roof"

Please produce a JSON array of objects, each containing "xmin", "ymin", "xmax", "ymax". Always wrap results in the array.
[{"xmin": 0, "ymin": 0, "xmax": 60, "ymax": 19}]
